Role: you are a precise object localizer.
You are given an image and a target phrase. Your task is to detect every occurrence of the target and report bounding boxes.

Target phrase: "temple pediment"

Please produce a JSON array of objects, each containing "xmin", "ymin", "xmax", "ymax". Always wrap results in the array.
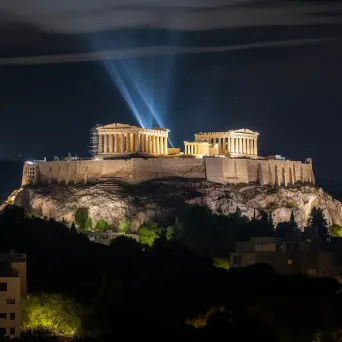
[
  {"xmin": 229, "ymin": 128, "xmax": 259, "ymax": 135},
  {"xmin": 102, "ymin": 123, "xmax": 139, "ymax": 130}
]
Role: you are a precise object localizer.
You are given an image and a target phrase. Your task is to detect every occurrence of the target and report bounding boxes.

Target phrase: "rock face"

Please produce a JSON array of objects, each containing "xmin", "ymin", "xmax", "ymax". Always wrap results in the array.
[{"xmin": 13, "ymin": 179, "xmax": 342, "ymax": 231}]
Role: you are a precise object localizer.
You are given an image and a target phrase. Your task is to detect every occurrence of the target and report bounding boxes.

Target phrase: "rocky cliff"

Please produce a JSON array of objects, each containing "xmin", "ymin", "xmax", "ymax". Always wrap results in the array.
[{"xmin": 12, "ymin": 179, "xmax": 342, "ymax": 231}]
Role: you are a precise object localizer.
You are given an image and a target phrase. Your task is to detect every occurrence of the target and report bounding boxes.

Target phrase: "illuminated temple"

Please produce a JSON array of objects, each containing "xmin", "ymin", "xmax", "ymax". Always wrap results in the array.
[
  {"xmin": 94, "ymin": 123, "xmax": 169, "ymax": 156},
  {"xmin": 184, "ymin": 128, "xmax": 259, "ymax": 158},
  {"xmin": 93, "ymin": 123, "xmax": 259, "ymax": 158},
  {"xmin": 22, "ymin": 122, "xmax": 315, "ymax": 187}
]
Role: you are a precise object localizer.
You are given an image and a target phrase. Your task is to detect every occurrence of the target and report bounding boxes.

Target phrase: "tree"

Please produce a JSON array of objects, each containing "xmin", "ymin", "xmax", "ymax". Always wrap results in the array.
[
  {"xmin": 85, "ymin": 217, "xmax": 93, "ymax": 231},
  {"xmin": 138, "ymin": 222, "xmax": 161, "ymax": 246},
  {"xmin": 229, "ymin": 207, "xmax": 250, "ymax": 224},
  {"xmin": 95, "ymin": 219, "xmax": 109, "ymax": 232},
  {"xmin": 307, "ymin": 207, "xmax": 329, "ymax": 241},
  {"xmin": 21, "ymin": 293, "xmax": 82, "ymax": 337},
  {"xmin": 276, "ymin": 211, "xmax": 298, "ymax": 237},
  {"xmin": 70, "ymin": 222, "xmax": 77, "ymax": 235},
  {"xmin": 329, "ymin": 224, "xmax": 342, "ymax": 238},
  {"xmin": 166, "ymin": 224, "xmax": 181, "ymax": 240},
  {"xmin": 212, "ymin": 258, "xmax": 230, "ymax": 270},
  {"xmin": 75, "ymin": 208, "xmax": 89, "ymax": 230},
  {"xmin": 118, "ymin": 218, "xmax": 130, "ymax": 234}
]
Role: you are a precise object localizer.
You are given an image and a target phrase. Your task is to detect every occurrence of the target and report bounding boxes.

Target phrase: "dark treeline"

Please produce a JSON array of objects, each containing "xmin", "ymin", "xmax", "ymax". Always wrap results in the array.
[{"xmin": 1, "ymin": 205, "xmax": 342, "ymax": 341}]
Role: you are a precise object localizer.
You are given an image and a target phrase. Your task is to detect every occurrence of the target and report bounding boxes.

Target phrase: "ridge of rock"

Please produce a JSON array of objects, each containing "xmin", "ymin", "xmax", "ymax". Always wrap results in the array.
[{"xmin": 12, "ymin": 180, "xmax": 342, "ymax": 231}]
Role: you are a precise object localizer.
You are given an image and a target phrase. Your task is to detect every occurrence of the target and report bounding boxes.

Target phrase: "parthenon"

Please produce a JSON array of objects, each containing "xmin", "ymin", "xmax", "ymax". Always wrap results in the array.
[
  {"xmin": 184, "ymin": 128, "xmax": 259, "ymax": 157},
  {"xmin": 94, "ymin": 123, "xmax": 169, "ymax": 157}
]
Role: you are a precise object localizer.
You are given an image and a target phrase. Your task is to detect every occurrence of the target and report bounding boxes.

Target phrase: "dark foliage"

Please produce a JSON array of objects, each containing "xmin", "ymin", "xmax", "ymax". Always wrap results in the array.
[{"xmin": 1, "ymin": 205, "xmax": 342, "ymax": 341}]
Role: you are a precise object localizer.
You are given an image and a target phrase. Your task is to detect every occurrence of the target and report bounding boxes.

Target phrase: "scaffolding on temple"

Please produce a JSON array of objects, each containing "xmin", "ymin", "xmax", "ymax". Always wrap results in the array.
[{"xmin": 89, "ymin": 125, "xmax": 100, "ymax": 157}]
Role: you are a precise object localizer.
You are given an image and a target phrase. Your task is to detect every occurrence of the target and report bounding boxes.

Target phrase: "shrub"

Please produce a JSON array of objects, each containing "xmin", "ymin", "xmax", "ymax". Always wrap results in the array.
[
  {"xmin": 95, "ymin": 219, "xmax": 109, "ymax": 232},
  {"xmin": 85, "ymin": 217, "xmax": 93, "ymax": 231},
  {"xmin": 117, "ymin": 218, "xmax": 130, "ymax": 234},
  {"xmin": 269, "ymin": 187, "xmax": 280, "ymax": 194},
  {"xmin": 138, "ymin": 222, "xmax": 161, "ymax": 246},
  {"xmin": 330, "ymin": 224, "xmax": 342, "ymax": 237},
  {"xmin": 75, "ymin": 208, "xmax": 89, "ymax": 230},
  {"xmin": 285, "ymin": 201, "xmax": 299, "ymax": 209},
  {"xmin": 21, "ymin": 293, "xmax": 82, "ymax": 337},
  {"xmin": 213, "ymin": 258, "xmax": 230, "ymax": 270}
]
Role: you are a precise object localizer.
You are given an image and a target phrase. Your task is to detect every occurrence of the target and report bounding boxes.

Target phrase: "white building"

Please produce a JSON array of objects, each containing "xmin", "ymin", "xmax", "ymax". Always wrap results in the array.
[{"xmin": 0, "ymin": 251, "xmax": 26, "ymax": 339}]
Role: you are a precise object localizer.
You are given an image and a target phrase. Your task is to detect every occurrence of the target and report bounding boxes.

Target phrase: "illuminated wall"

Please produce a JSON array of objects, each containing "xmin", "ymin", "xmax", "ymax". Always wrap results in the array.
[{"xmin": 22, "ymin": 158, "xmax": 315, "ymax": 187}]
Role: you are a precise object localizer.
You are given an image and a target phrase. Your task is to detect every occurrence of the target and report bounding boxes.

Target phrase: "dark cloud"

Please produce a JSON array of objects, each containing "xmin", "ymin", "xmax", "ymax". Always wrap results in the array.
[{"xmin": 1, "ymin": 0, "xmax": 342, "ymax": 35}]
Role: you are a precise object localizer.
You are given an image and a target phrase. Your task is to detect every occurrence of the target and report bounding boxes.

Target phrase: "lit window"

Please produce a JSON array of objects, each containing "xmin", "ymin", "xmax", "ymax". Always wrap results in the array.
[
  {"xmin": 0, "ymin": 283, "xmax": 7, "ymax": 291},
  {"xmin": 7, "ymin": 298, "xmax": 15, "ymax": 304},
  {"xmin": 288, "ymin": 259, "xmax": 292, "ymax": 265}
]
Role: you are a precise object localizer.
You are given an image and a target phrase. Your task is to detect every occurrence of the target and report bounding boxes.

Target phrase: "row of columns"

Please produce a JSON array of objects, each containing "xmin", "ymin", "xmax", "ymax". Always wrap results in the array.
[
  {"xmin": 98, "ymin": 133, "xmax": 168, "ymax": 155},
  {"xmin": 184, "ymin": 143, "xmax": 199, "ymax": 155},
  {"xmin": 210, "ymin": 136, "xmax": 257, "ymax": 155}
]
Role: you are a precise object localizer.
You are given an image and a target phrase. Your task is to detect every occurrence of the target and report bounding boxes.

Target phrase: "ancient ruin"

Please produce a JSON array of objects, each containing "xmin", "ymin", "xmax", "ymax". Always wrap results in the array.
[
  {"xmin": 93, "ymin": 123, "xmax": 169, "ymax": 157},
  {"xmin": 184, "ymin": 128, "xmax": 259, "ymax": 157},
  {"xmin": 22, "ymin": 123, "xmax": 315, "ymax": 187}
]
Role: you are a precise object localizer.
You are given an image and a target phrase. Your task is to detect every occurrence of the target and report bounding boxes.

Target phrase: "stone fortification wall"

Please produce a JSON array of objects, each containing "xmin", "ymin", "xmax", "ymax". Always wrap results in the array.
[
  {"xmin": 132, "ymin": 158, "xmax": 205, "ymax": 182},
  {"xmin": 34, "ymin": 160, "xmax": 133, "ymax": 185},
  {"xmin": 23, "ymin": 157, "xmax": 315, "ymax": 187},
  {"xmin": 205, "ymin": 158, "xmax": 249, "ymax": 184}
]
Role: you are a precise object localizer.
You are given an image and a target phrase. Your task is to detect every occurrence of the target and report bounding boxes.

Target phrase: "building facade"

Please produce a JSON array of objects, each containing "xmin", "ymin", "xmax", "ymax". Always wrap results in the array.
[
  {"xmin": 230, "ymin": 237, "xmax": 342, "ymax": 280},
  {"xmin": 0, "ymin": 251, "xmax": 26, "ymax": 339},
  {"xmin": 93, "ymin": 123, "xmax": 169, "ymax": 157},
  {"xmin": 184, "ymin": 128, "xmax": 259, "ymax": 157}
]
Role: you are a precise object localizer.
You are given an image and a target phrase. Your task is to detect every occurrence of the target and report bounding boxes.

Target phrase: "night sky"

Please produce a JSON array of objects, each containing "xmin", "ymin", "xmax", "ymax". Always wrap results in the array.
[{"xmin": 1, "ymin": 0, "xmax": 342, "ymax": 180}]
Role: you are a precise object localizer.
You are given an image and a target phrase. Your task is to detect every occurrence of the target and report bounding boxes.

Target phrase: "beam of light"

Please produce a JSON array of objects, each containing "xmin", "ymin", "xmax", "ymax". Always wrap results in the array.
[
  {"xmin": 101, "ymin": 57, "xmax": 146, "ymax": 129},
  {"xmin": 92, "ymin": 37, "xmax": 178, "ymax": 147}
]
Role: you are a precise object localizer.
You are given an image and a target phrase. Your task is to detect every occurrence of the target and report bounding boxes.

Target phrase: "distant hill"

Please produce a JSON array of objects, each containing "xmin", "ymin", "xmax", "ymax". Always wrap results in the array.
[
  {"xmin": 0, "ymin": 161, "xmax": 23, "ymax": 203},
  {"xmin": 316, "ymin": 178, "xmax": 342, "ymax": 202}
]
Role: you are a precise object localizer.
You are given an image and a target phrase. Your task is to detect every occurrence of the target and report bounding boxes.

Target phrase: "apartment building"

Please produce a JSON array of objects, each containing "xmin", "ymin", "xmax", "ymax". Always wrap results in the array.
[{"xmin": 0, "ymin": 251, "xmax": 26, "ymax": 339}]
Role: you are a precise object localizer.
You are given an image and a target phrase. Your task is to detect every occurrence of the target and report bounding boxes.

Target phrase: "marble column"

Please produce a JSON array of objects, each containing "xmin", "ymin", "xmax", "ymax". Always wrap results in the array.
[
  {"xmin": 238, "ymin": 137, "xmax": 242, "ymax": 155},
  {"xmin": 124, "ymin": 134, "xmax": 128, "ymax": 152},
  {"xmin": 141, "ymin": 134, "xmax": 145, "ymax": 152},
  {"xmin": 98, "ymin": 134, "xmax": 103, "ymax": 153},
  {"xmin": 160, "ymin": 137, "xmax": 164, "ymax": 154},
  {"xmin": 164, "ymin": 136, "xmax": 168, "ymax": 155},
  {"xmin": 135, "ymin": 134, "xmax": 140, "ymax": 152},
  {"xmin": 243, "ymin": 138, "xmax": 247, "ymax": 154},
  {"xmin": 246, "ymin": 138, "xmax": 250, "ymax": 155},
  {"xmin": 156, "ymin": 137, "xmax": 160, "ymax": 154},
  {"xmin": 108, "ymin": 135, "xmax": 113, "ymax": 153},
  {"xmin": 151, "ymin": 136, "xmax": 154, "ymax": 153},
  {"xmin": 254, "ymin": 138, "xmax": 258, "ymax": 155},
  {"xmin": 227, "ymin": 137, "xmax": 231, "ymax": 153},
  {"xmin": 146, "ymin": 135, "xmax": 150, "ymax": 153},
  {"xmin": 121, "ymin": 134, "xmax": 125, "ymax": 153},
  {"xmin": 148, "ymin": 135, "xmax": 152, "ymax": 153},
  {"xmin": 104, "ymin": 134, "xmax": 108, "ymax": 154},
  {"xmin": 114, "ymin": 134, "xmax": 118, "ymax": 153}
]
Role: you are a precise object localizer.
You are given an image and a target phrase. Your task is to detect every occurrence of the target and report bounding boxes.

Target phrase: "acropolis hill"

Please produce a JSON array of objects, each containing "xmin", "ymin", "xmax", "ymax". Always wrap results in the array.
[
  {"xmin": 12, "ymin": 122, "xmax": 342, "ymax": 231},
  {"xmin": 21, "ymin": 123, "xmax": 315, "ymax": 187}
]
